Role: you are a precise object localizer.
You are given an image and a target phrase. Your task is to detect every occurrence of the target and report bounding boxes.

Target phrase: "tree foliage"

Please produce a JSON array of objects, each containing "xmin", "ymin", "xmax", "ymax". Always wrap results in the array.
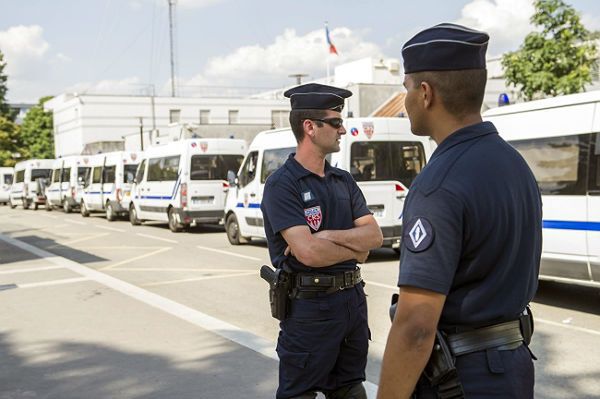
[
  {"xmin": 20, "ymin": 96, "xmax": 55, "ymax": 159},
  {"xmin": 0, "ymin": 49, "xmax": 14, "ymax": 121},
  {"xmin": 502, "ymin": 0, "xmax": 597, "ymax": 101},
  {"xmin": 0, "ymin": 116, "xmax": 21, "ymax": 167}
]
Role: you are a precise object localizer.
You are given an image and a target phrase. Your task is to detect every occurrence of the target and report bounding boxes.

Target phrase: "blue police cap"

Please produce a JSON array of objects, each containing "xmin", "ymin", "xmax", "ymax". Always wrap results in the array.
[
  {"xmin": 283, "ymin": 83, "xmax": 352, "ymax": 112},
  {"xmin": 402, "ymin": 23, "xmax": 489, "ymax": 74}
]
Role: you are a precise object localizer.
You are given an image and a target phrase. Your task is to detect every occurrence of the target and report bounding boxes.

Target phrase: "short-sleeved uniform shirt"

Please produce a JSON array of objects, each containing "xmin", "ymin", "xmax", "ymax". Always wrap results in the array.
[
  {"xmin": 261, "ymin": 154, "xmax": 371, "ymax": 273},
  {"xmin": 398, "ymin": 122, "xmax": 542, "ymax": 329}
]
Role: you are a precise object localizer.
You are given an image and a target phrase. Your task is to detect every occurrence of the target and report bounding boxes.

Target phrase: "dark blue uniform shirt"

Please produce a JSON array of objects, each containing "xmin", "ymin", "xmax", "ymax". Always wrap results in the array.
[
  {"xmin": 262, "ymin": 154, "xmax": 371, "ymax": 273},
  {"xmin": 398, "ymin": 121, "xmax": 542, "ymax": 329}
]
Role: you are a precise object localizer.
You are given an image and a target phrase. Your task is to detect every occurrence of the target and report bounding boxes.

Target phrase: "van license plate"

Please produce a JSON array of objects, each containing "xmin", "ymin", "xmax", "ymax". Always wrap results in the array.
[
  {"xmin": 192, "ymin": 198, "xmax": 213, "ymax": 205},
  {"xmin": 368, "ymin": 206, "xmax": 384, "ymax": 217}
]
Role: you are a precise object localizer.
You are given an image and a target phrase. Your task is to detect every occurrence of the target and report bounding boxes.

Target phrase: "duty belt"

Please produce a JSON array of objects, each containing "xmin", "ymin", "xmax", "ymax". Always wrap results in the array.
[
  {"xmin": 292, "ymin": 268, "xmax": 362, "ymax": 299},
  {"xmin": 445, "ymin": 320, "xmax": 524, "ymax": 357}
]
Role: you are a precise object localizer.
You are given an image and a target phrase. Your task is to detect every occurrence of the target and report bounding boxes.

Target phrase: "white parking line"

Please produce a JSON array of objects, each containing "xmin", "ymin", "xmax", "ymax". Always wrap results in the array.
[
  {"xmin": 95, "ymin": 225, "xmax": 126, "ymax": 233},
  {"xmin": 49, "ymin": 232, "xmax": 110, "ymax": 247},
  {"xmin": 18, "ymin": 277, "xmax": 91, "ymax": 289},
  {"xmin": 136, "ymin": 233, "xmax": 178, "ymax": 243},
  {"xmin": 113, "ymin": 268, "xmax": 256, "ymax": 272},
  {"xmin": 537, "ymin": 318, "xmax": 600, "ymax": 336},
  {"xmin": 196, "ymin": 245, "xmax": 262, "ymax": 261},
  {"xmin": 142, "ymin": 271, "xmax": 257, "ymax": 287},
  {"xmin": 99, "ymin": 247, "xmax": 172, "ymax": 270},
  {"xmin": 0, "ymin": 265, "xmax": 64, "ymax": 274},
  {"xmin": 0, "ymin": 233, "xmax": 378, "ymax": 397},
  {"xmin": 364, "ymin": 280, "xmax": 398, "ymax": 290},
  {"xmin": 37, "ymin": 214, "xmax": 58, "ymax": 219},
  {"xmin": 63, "ymin": 219, "xmax": 87, "ymax": 226}
]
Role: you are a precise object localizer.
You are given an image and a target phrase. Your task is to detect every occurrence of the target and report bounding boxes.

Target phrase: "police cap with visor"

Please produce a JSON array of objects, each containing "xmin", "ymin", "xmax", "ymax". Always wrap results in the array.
[
  {"xmin": 284, "ymin": 83, "xmax": 352, "ymax": 112},
  {"xmin": 402, "ymin": 23, "xmax": 489, "ymax": 73}
]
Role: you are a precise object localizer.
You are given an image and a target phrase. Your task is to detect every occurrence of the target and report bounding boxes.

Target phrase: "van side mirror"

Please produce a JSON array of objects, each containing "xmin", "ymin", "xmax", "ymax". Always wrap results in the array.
[{"xmin": 227, "ymin": 170, "xmax": 237, "ymax": 187}]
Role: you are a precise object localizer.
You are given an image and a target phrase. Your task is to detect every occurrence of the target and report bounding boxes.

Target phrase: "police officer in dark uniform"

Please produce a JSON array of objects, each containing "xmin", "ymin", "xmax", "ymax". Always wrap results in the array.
[
  {"xmin": 261, "ymin": 83, "xmax": 383, "ymax": 399},
  {"xmin": 377, "ymin": 24, "xmax": 542, "ymax": 398}
]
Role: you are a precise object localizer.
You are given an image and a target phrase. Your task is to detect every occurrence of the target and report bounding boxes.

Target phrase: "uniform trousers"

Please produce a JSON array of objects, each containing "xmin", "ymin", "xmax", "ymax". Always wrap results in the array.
[
  {"xmin": 276, "ymin": 283, "xmax": 369, "ymax": 399},
  {"xmin": 414, "ymin": 344, "xmax": 535, "ymax": 398}
]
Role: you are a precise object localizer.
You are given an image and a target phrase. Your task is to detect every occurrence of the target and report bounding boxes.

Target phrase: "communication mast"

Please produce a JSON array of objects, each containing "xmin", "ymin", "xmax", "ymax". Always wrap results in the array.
[{"xmin": 168, "ymin": 0, "xmax": 178, "ymax": 97}]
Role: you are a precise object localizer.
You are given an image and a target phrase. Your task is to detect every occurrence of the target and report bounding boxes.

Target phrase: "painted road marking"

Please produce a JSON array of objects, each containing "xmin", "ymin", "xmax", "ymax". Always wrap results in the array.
[
  {"xmin": 136, "ymin": 233, "xmax": 178, "ymax": 244},
  {"xmin": 196, "ymin": 245, "xmax": 262, "ymax": 261},
  {"xmin": 95, "ymin": 225, "xmax": 126, "ymax": 233},
  {"xmin": 142, "ymin": 271, "xmax": 256, "ymax": 287},
  {"xmin": 18, "ymin": 277, "xmax": 91, "ymax": 289},
  {"xmin": 0, "ymin": 233, "xmax": 379, "ymax": 396},
  {"xmin": 49, "ymin": 232, "xmax": 110, "ymax": 248},
  {"xmin": 100, "ymin": 247, "xmax": 172, "ymax": 270},
  {"xmin": 63, "ymin": 219, "xmax": 87, "ymax": 226},
  {"xmin": 0, "ymin": 265, "xmax": 64, "ymax": 274},
  {"xmin": 113, "ymin": 268, "xmax": 255, "ymax": 272}
]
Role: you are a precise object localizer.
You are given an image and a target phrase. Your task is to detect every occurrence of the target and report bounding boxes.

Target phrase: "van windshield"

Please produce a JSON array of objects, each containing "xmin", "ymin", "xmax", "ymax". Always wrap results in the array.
[
  {"xmin": 350, "ymin": 141, "xmax": 425, "ymax": 188},
  {"xmin": 190, "ymin": 155, "xmax": 244, "ymax": 181},
  {"xmin": 261, "ymin": 147, "xmax": 295, "ymax": 183},
  {"xmin": 124, "ymin": 164, "xmax": 138, "ymax": 183},
  {"xmin": 31, "ymin": 169, "xmax": 52, "ymax": 181}
]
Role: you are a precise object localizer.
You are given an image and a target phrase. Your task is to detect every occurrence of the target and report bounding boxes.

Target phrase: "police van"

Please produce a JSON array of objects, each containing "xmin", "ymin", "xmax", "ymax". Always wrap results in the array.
[
  {"xmin": 484, "ymin": 90, "xmax": 600, "ymax": 288},
  {"xmin": 9, "ymin": 159, "xmax": 53, "ymax": 209},
  {"xmin": 129, "ymin": 138, "xmax": 246, "ymax": 232},
  {"xmin": 224, "ymin": 117, "xmax": 434, "ymax": 248},
  {"xmin": 0, "ymin": 167, "xmax": 14, "ymax": 205},
  {"xmin": 45, "ymin": 156, "xmax": 91, "ymax": 212},
  {"xmin": 80, "ymin": 151, "xmax": 141, "ymax": 221}
]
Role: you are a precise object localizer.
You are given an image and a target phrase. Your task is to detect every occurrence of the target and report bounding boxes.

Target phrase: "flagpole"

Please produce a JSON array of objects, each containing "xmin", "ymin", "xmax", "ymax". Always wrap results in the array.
[{"xmin": 325, "ymin": 22, "xmax": 330, "ymax": 83}]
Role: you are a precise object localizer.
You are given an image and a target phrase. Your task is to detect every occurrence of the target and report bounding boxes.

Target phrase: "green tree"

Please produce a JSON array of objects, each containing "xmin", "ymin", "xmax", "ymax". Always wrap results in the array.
[
  {"xmin": 0, "ymin": 49, "xmax": 14, "ymax": 121},
  {"xmin": 20, "ymin": 96, "xmax": 55, "ymax": 159},
  {"xmin": 0, "ymin": 116, "xmax": 21, "ymax": 166},
  {"xmin": 502, "ymin": 0, "xmax": 597, "ymax": 101}
]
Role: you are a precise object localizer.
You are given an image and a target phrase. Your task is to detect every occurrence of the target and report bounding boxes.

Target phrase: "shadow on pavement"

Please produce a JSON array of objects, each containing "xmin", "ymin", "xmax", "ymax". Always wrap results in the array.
[
  {"xmin": 533, "ymin": 281, "xmax": 600, "ymax": 316},
  {"xmin": 0, "ymin": 331, "xmax": 275, "ymax": 399},
  {"xmin": 8, "ymin": 235, "xmax": 108, "ymax": 265}
]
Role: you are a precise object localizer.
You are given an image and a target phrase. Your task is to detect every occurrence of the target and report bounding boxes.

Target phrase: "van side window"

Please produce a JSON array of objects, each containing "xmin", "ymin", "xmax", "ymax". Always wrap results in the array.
[
  {"xmin": 147, "ymin": 156, "xmax": 180, "ymax": 182},
  {"xmin": 190, "ymin": 155, "xmax": 244, "ymax": 180},
  {"xmin": 78, "ymin": 167, "xmax": 90, "ymax": 184},
  {"xmin": 61, "ymin": 167, "xmax": 71, "ymax": 182},
  {"xmin": 31, "ymin": 169, "xmax": 51, "ymax": 181},
  {"xmin": 510, "ymin": 134, "xmax": 589, "ymax": 195},
  {"xmin": 15, "ymin": 170, "xmax": 25, "ymax": 183},
  {"xmin": 350, "ymin": 141, "xmax": 425, "ymax": 188},
  {"xmin": 588, "ymin": 133, "xmax": 600, "ymax": 194},
  {"xmin": 52, "ymin": 169, "xmax": 61, "ymax": 183},
  {"xmin": 3, "ymin": 174, "xmax": 12, "ymax": 184},
  {"xmin": 238, "ymin": 151, "xmax": 258, "ymax": 188},
  {"xmin": 124, "ymin": 164, "xmax": 138, "ymax": 183},
  {"xmin": 136, "ymin": 160, "xmax": 146, "ymax": 183},
  {"xmin": 261, "ymin": 147, "xmax": 295, "ymax": 183},
  {"xmin": 92, "ymin": 167, "xmax": 102, "ymax": 184},
  {"xmin": 103, "ymin": 165, "xmax": 116, "ymax": 183}
]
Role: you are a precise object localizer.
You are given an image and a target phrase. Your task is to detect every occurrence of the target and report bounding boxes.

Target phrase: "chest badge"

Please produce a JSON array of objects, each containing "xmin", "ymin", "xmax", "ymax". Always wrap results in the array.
[
  {"xmin": 304, "ymin": 206, "xmax": 322, "ymax": 231},
  {"xmin": 302, "ymin": 191, "xmax": 313, "ymax": 202},
  {"xmin": 404, "ymin": 217, "xmax": 434, "ymax": 252}
]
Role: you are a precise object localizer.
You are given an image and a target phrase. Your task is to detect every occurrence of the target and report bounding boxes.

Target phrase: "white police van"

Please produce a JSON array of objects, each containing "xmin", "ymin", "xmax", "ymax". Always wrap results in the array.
[
  {"xmin": 224, "ymin": 117, "xmax": 434, "ymax": 249},
  {"xmin": 129, "ymin": 138, "xmax": 246, "ymax": 232},
  {"xmin": 484, "ymin": 90, "xmax": 600, "ymax": 288},
  {"xmin": 80, "ymin": 151, "xmax": 141, "ymax": 221},
  {"xmin": 0, "ymin": 167, "xmax": 14, "ymax": 205},
  {"xmin": 45, "ymin": 156, "xmax": 91, "ymax": 212},
  {"xmin": 9, "ymin": 159, "xmax": 53, "ymax": 209}
]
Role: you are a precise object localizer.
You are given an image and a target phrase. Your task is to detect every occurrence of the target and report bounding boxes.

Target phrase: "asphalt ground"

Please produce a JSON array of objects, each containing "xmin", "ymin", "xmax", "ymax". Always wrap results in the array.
[{"xmin": 1, "ymin": 205, "xmax": 599, "ymax": 398}]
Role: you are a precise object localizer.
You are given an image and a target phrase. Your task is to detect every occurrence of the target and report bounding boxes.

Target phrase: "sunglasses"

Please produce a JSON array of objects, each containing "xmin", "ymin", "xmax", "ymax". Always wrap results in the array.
[{"xmin": 308, "ymin": 117, "xmax": 344, "ymax": 129}]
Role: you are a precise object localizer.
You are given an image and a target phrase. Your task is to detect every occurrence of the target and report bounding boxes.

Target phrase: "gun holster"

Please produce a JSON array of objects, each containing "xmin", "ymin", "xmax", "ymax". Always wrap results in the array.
[
  {"xmin": 519, "ymin": 305, "xmax": 534, "ymax": 346},
  {"xmin": 260, "ymin": 265, "xmax": 291, "ymax": 321},
  {"xmin": 424, "ymin": 331, "xmax": 465, "ymax": 399}
]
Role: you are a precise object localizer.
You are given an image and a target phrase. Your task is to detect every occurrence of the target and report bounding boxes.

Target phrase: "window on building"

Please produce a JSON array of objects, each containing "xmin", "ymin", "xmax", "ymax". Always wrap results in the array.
[
  {"xmin": 228, "ymin": 110, "xmax": 239, "ymax": 124},
  {"xmin": 271, "ymin": 110, "xmax": 289, "ymax": 129},
  {"xmin": 199, "ymin": 110, "xmax": 210, "ymax": 124},
  {"xmin": 170, "ymin": 109, "xmax": 181, "ymax": 123}
]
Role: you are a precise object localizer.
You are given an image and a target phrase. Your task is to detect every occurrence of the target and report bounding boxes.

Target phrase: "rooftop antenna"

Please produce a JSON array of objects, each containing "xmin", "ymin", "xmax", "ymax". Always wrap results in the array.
[
  {"xmin": 288, "ymin": 73, "xmax": 309, "ymax": 85},
  {"xmin": 168, "ymin": 0, "xmax": 178, "ymax": 97}
]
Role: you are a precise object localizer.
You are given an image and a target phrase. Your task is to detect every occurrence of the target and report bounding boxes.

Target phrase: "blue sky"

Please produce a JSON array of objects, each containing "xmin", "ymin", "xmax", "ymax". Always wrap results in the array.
[{"xmin": 1, "ymin": 0, "xmax": 600, "ymax": 102}]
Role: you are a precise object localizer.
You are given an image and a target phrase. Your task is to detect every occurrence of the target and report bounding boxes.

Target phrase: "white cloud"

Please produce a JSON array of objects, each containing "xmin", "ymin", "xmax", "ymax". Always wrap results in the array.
[
  {"xmin": 65, "ymin": 77, "xmax": 149, "ymax": 96},
  {"xmin": 190, "ymin": 27, "xmax": 383, "ymax": 87},
  {"xmin": 0, "ymin": 25, "xmax": 50, "ymax": 76},
  {"xmin": 177, "ymin": 0, "xmax": 225, "ymax": 8},
  {"xmin": 582, "ymin": 13, "xmax": 600, "ymax": 32},
  {"xmin": 456, "ymin": 0, "xmax": 535, "ymax": 55}
]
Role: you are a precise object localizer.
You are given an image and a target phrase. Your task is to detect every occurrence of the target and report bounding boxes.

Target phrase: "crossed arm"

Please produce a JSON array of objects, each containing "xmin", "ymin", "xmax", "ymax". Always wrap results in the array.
[
  {"xmin": 377, "ymin": 286, "xmax": 446, "ymax": 399},
  {"xmin": 281, "ymin": 214, "xmax": 383, "ymax": 268}
]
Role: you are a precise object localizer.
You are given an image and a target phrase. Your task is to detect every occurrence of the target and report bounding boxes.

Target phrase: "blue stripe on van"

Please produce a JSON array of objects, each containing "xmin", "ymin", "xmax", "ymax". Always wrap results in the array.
[
  {"xmin": 236, "ymin": 202, "xmax": 261, "ymax": 208},
  {"xmin": 139, "ymin": 175, "xmax": 181, "ymax": 201},
  {"xmin": 543, "ymin": 220, "xmax": 600, "ymax": 231}
]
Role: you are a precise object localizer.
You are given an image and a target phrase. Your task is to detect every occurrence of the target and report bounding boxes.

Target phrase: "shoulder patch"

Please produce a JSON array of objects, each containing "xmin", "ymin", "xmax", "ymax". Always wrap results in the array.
[{"xmin": 403, "ymin": 217, "xmax": 435, "ymax": 252}]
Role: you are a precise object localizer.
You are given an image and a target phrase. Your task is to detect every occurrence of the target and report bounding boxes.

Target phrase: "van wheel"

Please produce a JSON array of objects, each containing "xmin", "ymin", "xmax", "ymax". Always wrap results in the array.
[
  {"xmin": 168, "ymin": 208, "xmax": 183, "ymax": 232},
  {"xmin": 106, "ymin": 202, "xmax": 116, "ymax": 221},
  {"xmin": 226, "ymin": 214, "xmax": 243, "ymax": 245},
  {"xmin": 33, "ymin": 202, "xmax": 39, "ymax": 211},
  {"xmin": 129, "ymin": 205, "xmax": 141, "ymax": 226},
  {"xmin": 80, "ymin": 201, "xmax": 90, "ymax": 217},
  {"xmin": 63, "ymin": 199, "xmax": 72, "ymax": 213},
  {"xmin": 393, "ymin": 248, "xmax": 401, "ymax": 255},
  {"xmin": 9, "ymin": 199, "xmax": 16, "ymax": 209}
]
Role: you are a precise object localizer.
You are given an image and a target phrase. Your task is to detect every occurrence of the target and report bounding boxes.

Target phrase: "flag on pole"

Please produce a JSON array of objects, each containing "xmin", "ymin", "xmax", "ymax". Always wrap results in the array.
[{"xmin": 325, "ymin": 23, "xmax": 338, "ymax": 55}]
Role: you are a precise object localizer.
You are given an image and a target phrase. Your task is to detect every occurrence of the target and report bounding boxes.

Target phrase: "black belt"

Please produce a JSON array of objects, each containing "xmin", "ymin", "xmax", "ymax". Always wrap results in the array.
[
  {"xmin": 445, "ymin": 320, "xmax": 524, "ymax": 357},
  {"xmin": 292, "ymin": 268, "xmax": 362, "ymax": 299}
]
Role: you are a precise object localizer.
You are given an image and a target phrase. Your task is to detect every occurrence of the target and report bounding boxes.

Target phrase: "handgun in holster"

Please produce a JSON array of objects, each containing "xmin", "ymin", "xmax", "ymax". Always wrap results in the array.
[
  {"xmin": 519, "ymin": 305, "xmax": 534, "ymax": 345},
  {"xmin": 389, "ymin": 293, "xmax": 465, "ymax": 399},
  {"xmin": 260, "ymin": 265, "xmax": 291, "ymax": 321}
]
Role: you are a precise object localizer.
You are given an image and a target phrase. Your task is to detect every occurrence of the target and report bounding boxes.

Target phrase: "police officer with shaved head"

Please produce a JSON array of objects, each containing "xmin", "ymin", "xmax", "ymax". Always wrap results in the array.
[
  {"xmin": 260, "ymin": 83, "xmax": 383, "ymax": 398},
  {"xmin": 378, "ymin": 24, "xmax": 541, "ymax": 398}
]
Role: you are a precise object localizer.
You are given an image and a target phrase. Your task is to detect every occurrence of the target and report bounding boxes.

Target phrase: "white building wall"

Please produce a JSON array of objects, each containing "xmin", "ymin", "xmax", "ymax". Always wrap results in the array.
[{"xmin": 45, "ymin": 94, "xmax": 289, "ymax": 157}]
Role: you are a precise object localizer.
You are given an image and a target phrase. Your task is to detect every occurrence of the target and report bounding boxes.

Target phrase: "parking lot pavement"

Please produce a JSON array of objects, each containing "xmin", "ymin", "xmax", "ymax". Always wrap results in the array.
[{"xmin": 0, "ymin": 236, "xmax": 279, "ymax": 399}]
